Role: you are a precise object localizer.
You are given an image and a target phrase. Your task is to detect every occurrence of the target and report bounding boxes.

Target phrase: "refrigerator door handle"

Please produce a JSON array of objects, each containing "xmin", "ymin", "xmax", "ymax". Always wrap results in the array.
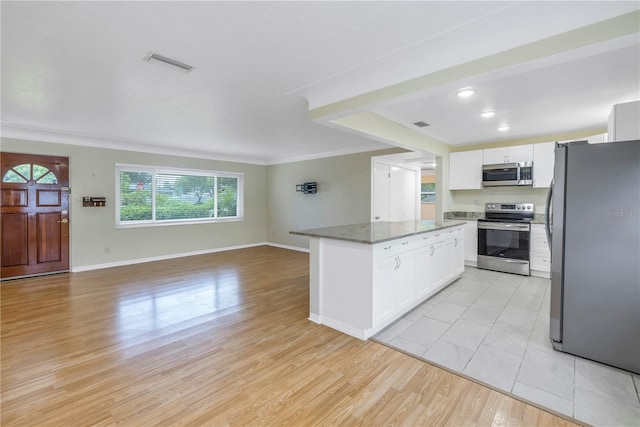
[{"xmin": 545, "ymin": 179, "xmax": 553, "ymax": 252}]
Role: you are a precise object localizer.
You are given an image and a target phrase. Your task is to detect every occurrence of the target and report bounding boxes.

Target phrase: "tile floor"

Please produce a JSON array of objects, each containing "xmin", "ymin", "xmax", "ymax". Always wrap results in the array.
[{"xmin": 373, "ymin": 267, "xmax": 640, "ymax": 427}]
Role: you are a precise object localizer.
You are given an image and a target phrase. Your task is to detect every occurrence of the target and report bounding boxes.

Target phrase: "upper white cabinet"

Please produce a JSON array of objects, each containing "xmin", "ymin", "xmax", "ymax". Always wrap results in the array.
[
  {"xmin": 449, "ymin": 150, "xmax": 482, "ymax": 190},
  {"xmin": 608, "ymin": 101, "xmax": 640, "ymax": 142},
  {"xmin": 533, "ymin": 142, "xmax": 555, "ymax": 188},
  {"xmin": 483, "ymin": 145, "xmax": 533, "ymax": 164}
]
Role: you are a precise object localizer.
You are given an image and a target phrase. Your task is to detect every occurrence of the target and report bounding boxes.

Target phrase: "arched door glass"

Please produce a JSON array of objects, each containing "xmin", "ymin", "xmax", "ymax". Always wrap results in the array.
[{"xmin": 2, "ymin": 163, "xmax": 58, "ymax": 184}]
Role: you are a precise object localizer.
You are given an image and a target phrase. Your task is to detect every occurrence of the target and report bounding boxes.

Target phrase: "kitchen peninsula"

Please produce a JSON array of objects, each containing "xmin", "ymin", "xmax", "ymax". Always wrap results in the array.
[{"xmin": 291, "ymin": 220, "xmax": 466, "ymax": 340}]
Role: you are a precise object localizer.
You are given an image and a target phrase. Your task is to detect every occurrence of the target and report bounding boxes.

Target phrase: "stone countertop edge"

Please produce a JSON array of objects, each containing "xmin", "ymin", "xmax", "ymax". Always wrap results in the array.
[{"xmin": 290, "ymin": 220, "xmax": 467, "ymax": 245}]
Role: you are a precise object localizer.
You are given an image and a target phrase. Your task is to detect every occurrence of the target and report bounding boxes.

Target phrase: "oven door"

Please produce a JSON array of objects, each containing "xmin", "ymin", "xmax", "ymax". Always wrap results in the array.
[
  {"xmin": 477, "ymin": 220, "xmax": 531, "ymax": 275},
  {"xmin": 482, "ymin": 163, "xmax": 519, "ymax": 186}
]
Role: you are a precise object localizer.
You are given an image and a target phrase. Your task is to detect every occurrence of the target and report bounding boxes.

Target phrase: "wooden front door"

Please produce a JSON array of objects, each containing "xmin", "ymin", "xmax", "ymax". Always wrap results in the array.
[{"xmin": 1, "ymin": 153, "xmax": 70, "ymax": 279}]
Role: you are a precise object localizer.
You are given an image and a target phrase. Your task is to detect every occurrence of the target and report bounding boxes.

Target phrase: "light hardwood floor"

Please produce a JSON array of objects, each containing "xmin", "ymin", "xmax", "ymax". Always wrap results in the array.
[{"xmin": 1, "ymin": 246, "xmax": 579, "ymax": 426}]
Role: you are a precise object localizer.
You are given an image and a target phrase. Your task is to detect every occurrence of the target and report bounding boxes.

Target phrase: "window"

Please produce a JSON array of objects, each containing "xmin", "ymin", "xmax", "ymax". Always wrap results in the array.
[
  {"xmin": 421, "ymin": 182, "xmax": 436, "ymax": 203},
  {"xmin": 116, "ymin": 164, "xmax": 243, "ymax": 227},
  {"xmin": 2, "ymin": 163, "xmax": 58, "ymax": 184}
]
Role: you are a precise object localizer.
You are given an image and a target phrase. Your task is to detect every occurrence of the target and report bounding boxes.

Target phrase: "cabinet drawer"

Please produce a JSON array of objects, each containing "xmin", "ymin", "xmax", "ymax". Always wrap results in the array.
[
  {"xmin": 373, "ymin": 238, "xmax": 416, "ymax": 260},
  {"xmin": 531, "ymin": 233, "xmax": 549, "ymax": 252}
]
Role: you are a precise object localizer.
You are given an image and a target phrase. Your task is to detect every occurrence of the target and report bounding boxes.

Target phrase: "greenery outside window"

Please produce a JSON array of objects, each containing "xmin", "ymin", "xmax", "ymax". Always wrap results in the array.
[
  {"xmin": 116, "ymin": 164, "xmax": 243, "ymax": 227},
  {"xmin": 421, "ymin": 182, "xmax": 436, "ymax": 203}
]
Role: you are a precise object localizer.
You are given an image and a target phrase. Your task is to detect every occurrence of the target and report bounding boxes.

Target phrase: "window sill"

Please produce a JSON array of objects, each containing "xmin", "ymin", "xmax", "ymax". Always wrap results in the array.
[{"xmin": 115, "ymin": 217, "xmax": 243, "ymax": 229}]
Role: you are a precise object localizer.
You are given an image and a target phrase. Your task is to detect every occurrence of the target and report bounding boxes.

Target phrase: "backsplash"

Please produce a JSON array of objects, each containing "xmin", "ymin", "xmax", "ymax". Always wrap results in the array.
[{"xmin": 450, "ymin": 186, "xmax": 549, "ymax": 213}]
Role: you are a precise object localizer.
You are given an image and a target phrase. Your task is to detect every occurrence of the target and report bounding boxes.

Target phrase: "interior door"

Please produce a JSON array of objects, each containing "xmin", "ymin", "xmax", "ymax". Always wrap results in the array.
[
  {"xmin": 1, "ymin": 153, "xmax": 70, "ymax": 279},
  {"xmin": 372, "ymin": 161, "xmax": 390, "ymax": 222},
  {"xmin": 390, "ymin": 166, "xmax": 418, "ymax": 221}
]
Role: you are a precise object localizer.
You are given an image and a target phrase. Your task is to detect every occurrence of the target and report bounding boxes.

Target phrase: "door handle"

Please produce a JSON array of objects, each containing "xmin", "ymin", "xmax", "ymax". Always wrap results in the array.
[{"xmin": 57, "ymin": 218, "xmax": 69, "ymax": 224}]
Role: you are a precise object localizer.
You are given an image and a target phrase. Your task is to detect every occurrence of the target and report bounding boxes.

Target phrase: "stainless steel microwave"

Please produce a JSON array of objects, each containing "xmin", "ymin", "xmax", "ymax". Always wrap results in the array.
[{"xmin": 482, "ymin": 162, "xmax": 533, "ymax": 187}]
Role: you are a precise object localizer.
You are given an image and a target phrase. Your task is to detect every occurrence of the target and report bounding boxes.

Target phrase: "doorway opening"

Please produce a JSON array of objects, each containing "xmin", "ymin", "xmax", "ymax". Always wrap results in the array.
[{"xmin": 371, "ymin": 151, "xmax": 438, "ymax": 223}]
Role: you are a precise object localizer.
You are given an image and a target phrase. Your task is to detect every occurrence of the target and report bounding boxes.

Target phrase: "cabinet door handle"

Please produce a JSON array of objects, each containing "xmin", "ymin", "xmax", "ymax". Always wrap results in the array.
[
  {"xmin": 454, "ymin": 238, "xmax": 458, "ymax": 247},
  {"xmin": 402, "ymin": 241, "xmax": 409, "ymax": 245},
  {"xmin": 430, "ymin": 246, "xmax": 435, "ymax": 256}
]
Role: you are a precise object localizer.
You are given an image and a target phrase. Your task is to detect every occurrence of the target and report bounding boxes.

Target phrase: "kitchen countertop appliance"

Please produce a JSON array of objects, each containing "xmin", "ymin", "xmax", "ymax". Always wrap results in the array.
[
  {"xmin": 477, "ymin": 202, "xmax": 534, "ymax": 276},
  {"xmin": 547, "ymin": 139, "xmax": 639, "ymax": 374},
  {"xmin": 482, "ymin": 162, "xmax": 533, "ymax": 187}
]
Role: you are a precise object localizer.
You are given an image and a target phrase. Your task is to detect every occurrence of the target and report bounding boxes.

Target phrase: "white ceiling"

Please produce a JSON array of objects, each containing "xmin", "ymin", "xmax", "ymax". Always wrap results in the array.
[{"xmin": 2, "ymin": 2, "xmax": 639, "ymax": 165}]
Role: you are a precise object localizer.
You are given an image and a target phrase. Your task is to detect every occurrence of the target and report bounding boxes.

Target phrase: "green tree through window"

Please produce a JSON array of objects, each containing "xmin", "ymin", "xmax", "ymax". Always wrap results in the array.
[{"xmin": 116, "ymin": 165, "xmax": 243, "ymax": 226}]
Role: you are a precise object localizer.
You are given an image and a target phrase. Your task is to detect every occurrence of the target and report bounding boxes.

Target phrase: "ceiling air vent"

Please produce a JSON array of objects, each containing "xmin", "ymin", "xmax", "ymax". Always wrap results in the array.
[
  {"xmin": 144, "ymin": 52, "xmax": 193, "ymax": 72},
  {"xmin": 413, "ymin": 121, "xmax": 430, "ymax": 128}
]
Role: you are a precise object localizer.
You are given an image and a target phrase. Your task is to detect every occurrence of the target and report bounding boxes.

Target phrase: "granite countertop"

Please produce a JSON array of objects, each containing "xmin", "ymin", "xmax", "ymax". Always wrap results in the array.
[{"xmin": 290, "ymin": 220, "xmax": 466, "ymax": 245}]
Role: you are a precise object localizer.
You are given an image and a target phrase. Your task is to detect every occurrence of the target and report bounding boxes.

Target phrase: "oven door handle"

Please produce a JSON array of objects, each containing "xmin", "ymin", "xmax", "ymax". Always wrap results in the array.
[{"xmin": 478, "ymin": 222, "xmax": 530, "ymax": 231}]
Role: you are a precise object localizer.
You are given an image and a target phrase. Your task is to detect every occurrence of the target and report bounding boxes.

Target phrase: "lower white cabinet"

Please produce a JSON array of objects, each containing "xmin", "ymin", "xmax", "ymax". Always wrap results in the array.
[
  {"xmin": 530, "ymin": 223, "xmax": 551, "ymax": 277},
  {"xmin": 313, "ymin": 225, "xmax": 465, "ymax": 339},
  {"xmin": 463, "ymin": 221, "xmax": 477, "ymax": 266},
  {"xmin": 373, "ymin": 255, "xmax": 401, "ymax": 326},
  {"xmin": 395, "ymin": 251, "xmax": 417, "ymax": 312}
]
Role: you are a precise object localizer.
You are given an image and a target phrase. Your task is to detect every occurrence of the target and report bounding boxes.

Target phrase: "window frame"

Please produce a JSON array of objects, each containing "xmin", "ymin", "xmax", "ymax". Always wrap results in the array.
[
  {"xmin": 115, "ymin": 163, "xmax": 244, "ymax": 229},
  {"xmin": 420, "ymin": 182, "xmax": 436, "ymax": 204}
]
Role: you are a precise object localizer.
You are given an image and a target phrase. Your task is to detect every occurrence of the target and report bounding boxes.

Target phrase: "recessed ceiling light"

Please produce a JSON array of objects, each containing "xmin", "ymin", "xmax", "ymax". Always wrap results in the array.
[
  {"xmin": 456, "ymin": 88, "xmax": 475, "ymax": 98},
  {"xmin": 498, "ymin": 125, "xmax": 510, "ymax": 131},
  {"xmin": 481, "ymin": 111, "xmax": 495, "ymax": 118}
]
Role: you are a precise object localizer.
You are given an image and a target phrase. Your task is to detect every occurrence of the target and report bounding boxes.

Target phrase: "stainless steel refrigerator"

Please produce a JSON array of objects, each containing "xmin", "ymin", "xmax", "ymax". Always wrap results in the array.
[{"xmin": 546, "ymin": 139, "xmax": 639, "ymax": 374}]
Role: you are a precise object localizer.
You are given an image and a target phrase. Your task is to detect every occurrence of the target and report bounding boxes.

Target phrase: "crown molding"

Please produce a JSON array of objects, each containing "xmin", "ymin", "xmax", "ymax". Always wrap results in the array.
[{"xmin": 0, "ymin": 123, "xmax": 268, "ymax": 165}]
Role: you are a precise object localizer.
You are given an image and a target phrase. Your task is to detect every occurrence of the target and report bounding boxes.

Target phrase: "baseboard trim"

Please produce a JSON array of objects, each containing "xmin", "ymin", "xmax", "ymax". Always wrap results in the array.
[
  {"xmin": 266, "ymin": 242, "xmax": 310, "ymax": 253},
  {"xmin": 72, "ymin": 241, "xmax": 310, "ymax": 273},
  {"xmin": 308, "ymin": 313, "xmax": 321, "ymax": 324},
  {"xmin": 72, "ymin": 242, "xmax": 268, "ymax": 273},
  {"xmin": 321, "ymin": 316, "xmax": 369, "ymax": 341},
  {"xmin": 530, "ymin": 269, "xmax": 551, "ymax": 279}
]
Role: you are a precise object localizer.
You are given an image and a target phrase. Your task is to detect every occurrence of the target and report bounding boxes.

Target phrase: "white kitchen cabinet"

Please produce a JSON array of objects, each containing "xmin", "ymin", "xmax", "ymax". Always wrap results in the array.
[
  {"xmin": 483, "ymin": 145, "xmax": 533, "ymax": 164},
  {"xmin": 373, "ymin": 256, "xmax": 401, "ymax": 326},
  {"xmin": 533, "ymin": 141, "xmax": 555, "ymax": 188},
  {"xmin": 415, "ymin": 249, "xmax": 434, "ymax": 299},
  {"xmin": 608, "ymin": 101, "xmax": 640, "ymax": 142},
  {"xmin": 430, "ymin": 240, "xmax": 447, "ymax": 289},
  {"xmin": 415, "ymin": 232, "xmax": 440, "ymax": 299},
  {"xmin": 449, "ymin": 150, "xmax": 482, "ymax": 190},
  {"xmin": 463, "ymin": 220, "xmax": 477, "ymax": 266},
  {"xmin": 530, "ymin": 224, "xmax": 550, "ymax": 278},
  {"xmin": 396, "ymin": 251, "xmax": 417, "ymax": 312},
  {"xmin": 307, "ymin": 224, "xmax": 465, "ymax": 340}
]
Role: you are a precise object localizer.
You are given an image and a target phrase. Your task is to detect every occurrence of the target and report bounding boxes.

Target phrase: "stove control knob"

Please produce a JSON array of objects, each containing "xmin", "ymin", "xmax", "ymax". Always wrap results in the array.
[
  {"xmin": 527, "ymin": 205, "xmax": 532, "ymax": 210},
  {"xmin": 517, "ymin": 206, "xmax": 521, "ymax": 209}
]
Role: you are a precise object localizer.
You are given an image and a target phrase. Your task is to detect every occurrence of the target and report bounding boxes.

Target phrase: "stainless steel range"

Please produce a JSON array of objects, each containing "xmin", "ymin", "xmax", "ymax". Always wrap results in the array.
[{"xmin": 477, "ymin": 202, "xmax": 533, "ymax": 276}]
